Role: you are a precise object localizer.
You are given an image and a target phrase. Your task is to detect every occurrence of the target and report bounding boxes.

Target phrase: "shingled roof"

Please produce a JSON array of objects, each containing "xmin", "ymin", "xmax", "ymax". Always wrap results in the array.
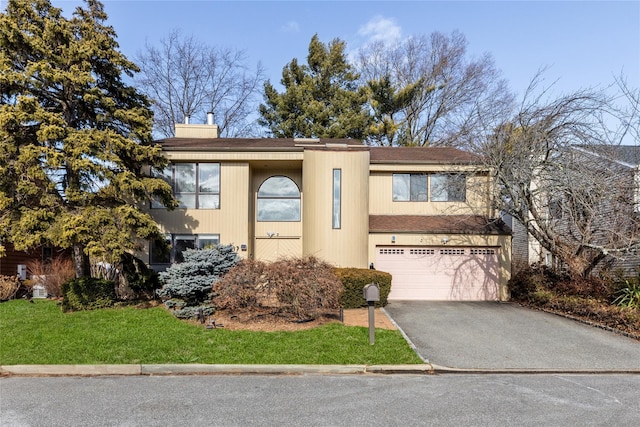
[
  {"xmin": 369, "ymin": 215, "xmax": 511, "ymax": 235},
  {"xmin": 157, "ymin": 137, "xmax": 364, "ymax": 151},
  {"xmin": 157, "ymin": 137, "xmax": 481, "ymax": 163},
  {"xmin": 369, "ymin": 147, "xmax": 479, "ymax": 164}
]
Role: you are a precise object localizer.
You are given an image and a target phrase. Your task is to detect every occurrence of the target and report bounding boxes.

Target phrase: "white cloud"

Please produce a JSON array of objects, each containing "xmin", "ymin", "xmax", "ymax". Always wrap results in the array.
[
  {"xmin": 357, "ymin": 15, "xmax": 401, "ymax": 46},
  {"xmin": 281, "ymin": 21, "xmax": 300, "ymax": 33}
]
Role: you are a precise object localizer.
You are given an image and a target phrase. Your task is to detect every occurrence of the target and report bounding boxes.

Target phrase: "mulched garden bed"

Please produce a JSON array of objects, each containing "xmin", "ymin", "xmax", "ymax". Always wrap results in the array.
[{"xmin": 515, "ymin": 296, "xmax": 640, "ymax": 341}]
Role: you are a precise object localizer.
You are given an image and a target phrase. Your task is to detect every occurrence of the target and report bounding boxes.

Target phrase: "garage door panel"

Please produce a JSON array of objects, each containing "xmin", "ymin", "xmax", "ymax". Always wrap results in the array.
[{"xmin": 376, "ymin": 246, "xmax": 499, "ymax": 301}]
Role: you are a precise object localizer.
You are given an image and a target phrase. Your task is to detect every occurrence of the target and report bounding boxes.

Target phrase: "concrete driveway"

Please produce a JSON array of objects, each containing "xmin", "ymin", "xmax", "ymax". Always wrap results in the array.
[{"xmin": 383, "ymin": 301, "xmax": 640, "ymax": 371}]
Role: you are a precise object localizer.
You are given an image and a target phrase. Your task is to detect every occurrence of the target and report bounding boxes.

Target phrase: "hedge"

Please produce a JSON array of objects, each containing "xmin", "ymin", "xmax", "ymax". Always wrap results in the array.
[
  {"xmin": 335, "ymin": 268, "xmax": 392, "ymax": 308},
  {"xmin": 61, "ymin": 277, "xmax": 117, "ymax": 311}
]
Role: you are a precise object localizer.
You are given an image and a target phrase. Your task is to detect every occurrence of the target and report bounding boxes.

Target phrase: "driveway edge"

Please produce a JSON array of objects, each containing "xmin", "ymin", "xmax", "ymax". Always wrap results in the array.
[
  {"xmin": 381, "ymin": 307, "xmax": 430, "ymax": 363},
  {"xmin": 430, "ymin": 364, "xmax": 640, "ymax": 375}
]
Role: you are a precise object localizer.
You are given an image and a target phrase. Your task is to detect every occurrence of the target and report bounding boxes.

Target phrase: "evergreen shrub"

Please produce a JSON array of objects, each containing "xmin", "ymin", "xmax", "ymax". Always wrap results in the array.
[
  {"xmin": 118, "ymin": 253, "xmax": 162, "ymax": 299},
  {"xmin": 335, "ymin": 268, "xmax": 392, "ymax": 309},
  {"xmin": 157, "ymin": 245, "xmax": 239, "ymax": 319},
  {"xmin": 61, "ymin": 277, "xmax": 117, "ymax": 311}
]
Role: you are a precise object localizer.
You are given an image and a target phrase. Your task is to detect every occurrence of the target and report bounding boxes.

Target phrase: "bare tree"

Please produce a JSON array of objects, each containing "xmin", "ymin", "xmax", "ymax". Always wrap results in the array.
[
  {"xmin": 355, "ymin": 31, "xmax": 514, "ymax": 147},
  {"xmin": 135, "ymin": 30, "xmax": 265, "ymax": 137},
  {"xmin": 481, "ymin": 71, "xmax": 640, "ymax": 277}
]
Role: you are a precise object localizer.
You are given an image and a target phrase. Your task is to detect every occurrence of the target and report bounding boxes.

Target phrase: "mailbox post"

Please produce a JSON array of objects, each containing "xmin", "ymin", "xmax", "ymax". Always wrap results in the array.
[{"xmin": 363, "ymin": 283, "xmax": 380, "ymax": 345}]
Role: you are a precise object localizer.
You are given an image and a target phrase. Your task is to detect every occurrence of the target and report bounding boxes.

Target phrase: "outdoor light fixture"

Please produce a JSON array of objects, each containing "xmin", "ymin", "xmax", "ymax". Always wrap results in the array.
[
  {"xmin": 391, "ymin": 235, "xmax": 396, "ymax": 243},
  {"xmin": 441, "ymin": 237, "xmax": 449, "ymax": 245}
]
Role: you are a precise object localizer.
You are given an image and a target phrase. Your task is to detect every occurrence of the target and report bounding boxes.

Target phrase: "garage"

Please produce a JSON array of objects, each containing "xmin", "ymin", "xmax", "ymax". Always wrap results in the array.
[{"xmin": 375, "ymin": 246, "xmax": 500, "ymax": 301}]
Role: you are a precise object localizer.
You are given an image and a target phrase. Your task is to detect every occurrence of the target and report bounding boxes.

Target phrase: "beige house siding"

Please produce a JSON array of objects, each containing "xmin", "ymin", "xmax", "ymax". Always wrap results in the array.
[
  {"xmin": 369, "ymin": 170, "xmax": 492, "ymax": 217},
  {"xmin": 254, "ymin": 237, "xmax": 302, "ymax": 262},
  {"xmin": 302, "ymin": 149, "xmax": 369, "ymax": 268},
  {"xmin": 143, "ymin": 161, "xmax": 251, "ymax": 262},
  {"xmin": 252, "ymin": 167, "xmax": 303, "ymax": 259}
]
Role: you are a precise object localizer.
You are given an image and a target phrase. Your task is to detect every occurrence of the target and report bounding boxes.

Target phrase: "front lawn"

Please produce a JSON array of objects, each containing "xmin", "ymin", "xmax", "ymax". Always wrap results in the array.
[{"xmin": 0, "ymin": 300, "xmax": 422, "ymax": 365}]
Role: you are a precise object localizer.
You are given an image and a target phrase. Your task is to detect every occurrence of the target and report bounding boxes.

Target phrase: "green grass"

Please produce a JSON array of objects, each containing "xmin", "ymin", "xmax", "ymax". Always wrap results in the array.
[{"xmin": 0, "ymin": 300, "xmax": 422, "ymax": 365}]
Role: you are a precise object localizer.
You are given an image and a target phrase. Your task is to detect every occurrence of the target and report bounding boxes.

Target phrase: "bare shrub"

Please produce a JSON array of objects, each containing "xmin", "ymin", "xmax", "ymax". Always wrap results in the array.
[
  {"xmin": 213, "ymin": 259, "xmax": 268, "ymax": 310},
  {"xmin": 264, "ymin": 256, "xmax": 342, "ymax": 320},
  {"xmin": 27, "ymin": 256, "xmax": 75, "ymax": 298},
  {"xmin": 213, "ymin": 256, "xmax": 343, "ymax": 321},
  {"xmin": 0, "ymin": 275, "xmax": 21, "ymax": 301}
]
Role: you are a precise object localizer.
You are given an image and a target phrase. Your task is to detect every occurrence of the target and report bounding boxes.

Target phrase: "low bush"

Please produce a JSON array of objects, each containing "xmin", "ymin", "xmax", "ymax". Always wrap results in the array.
[
  {"xmin": 213, "ymin": 259, "xmax": 267, "ymax": 310},
  {"xmin": 61, "ymin": 277, "xmax": 117, "ymax": 311},
  {"xmin": 118, "ymin": 253, "xmax": 162, "ymax": 300},
  {"xmin": 0, "ymin": 275, "xmax": 21, "ymax": 301},
  {"xmin": 334, "ymin": 268, "xmax": 392, "ymax": 309},
  {"xmin": 213, "ymin": 256, "xmax": 342, "ymax": 320},
  {"xmin": 535, "ymin": 294, "xmax": 640, "ymax": 338},
  {"xmin": 266, "ymin": 256, "xmax": 342, "ymax": 320},
  {"xmin": 553, "ymin": 276, "xmax": 615, "ymax": 300},
  {"xmin": 157, "ymin": 245, "xmax": 239, "ymax": 319},
  {"xmin": 509, "ymin": 265, "xmax": 640, "ymax": 339},
  {"xmin": 171, "ymin": 305, "xmax": 216, "ymax": 320},
  {"xmin": 508, "ymin": 264, "xmax": 568, "ymax": 301}
]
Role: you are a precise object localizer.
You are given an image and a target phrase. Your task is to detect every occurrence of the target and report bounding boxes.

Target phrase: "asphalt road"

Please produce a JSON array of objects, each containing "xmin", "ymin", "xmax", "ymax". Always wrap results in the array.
[
  {"xmin": 2, "ymin": 374, "xmax": 639, "ymax": 426},
  {"xmin": 384, "ymin": 301, "xmax": 640, "ymax": 370}
]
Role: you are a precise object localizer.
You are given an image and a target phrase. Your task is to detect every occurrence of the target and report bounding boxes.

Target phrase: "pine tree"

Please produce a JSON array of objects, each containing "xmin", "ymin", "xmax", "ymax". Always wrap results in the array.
[
  {"xmin": 0, "ymin": 0, "xmax": 176, "ymax": 277},
  {"xmin": 259, "ymin": 34, "xmax": 371, "ymax": 139}
]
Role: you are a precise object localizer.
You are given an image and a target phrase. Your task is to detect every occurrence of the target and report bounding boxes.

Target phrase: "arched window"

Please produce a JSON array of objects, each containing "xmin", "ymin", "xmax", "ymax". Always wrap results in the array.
[{"xmin": 257, "ymin": 176, "xmax": 301, "ymax": 221}]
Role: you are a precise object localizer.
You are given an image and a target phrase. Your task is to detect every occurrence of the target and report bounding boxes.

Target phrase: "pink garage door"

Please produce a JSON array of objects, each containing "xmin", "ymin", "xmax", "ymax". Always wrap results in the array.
[{"xmin": 376, "ymin": 247, "xmax": 500, "ymax": 301}]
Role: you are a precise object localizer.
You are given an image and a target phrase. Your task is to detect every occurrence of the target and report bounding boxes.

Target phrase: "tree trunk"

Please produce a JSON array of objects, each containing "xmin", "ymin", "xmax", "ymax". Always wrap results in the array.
[{"xmin": 72, "ymin": 242, "xmax": 91, "ymax": 278}]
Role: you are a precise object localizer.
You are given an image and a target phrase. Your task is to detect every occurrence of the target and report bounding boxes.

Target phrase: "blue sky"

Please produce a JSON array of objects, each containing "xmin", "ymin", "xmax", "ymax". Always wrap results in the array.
[{"xmin": 6, "ymin": 0, "xmax": 640, "ymax": 101}]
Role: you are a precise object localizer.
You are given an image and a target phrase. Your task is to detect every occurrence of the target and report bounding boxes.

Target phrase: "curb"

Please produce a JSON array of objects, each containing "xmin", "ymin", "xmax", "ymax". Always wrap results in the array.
[
  {"xmin": 0, "ymin": 364, "xmax": 436, "ymax": 377},
  {"xmin": 3, "ymin": 364, "xmax": 638, "ymax": 377},
  {"xmin": 381, "ymin": 307, "xmax": 430, "ymax": 364}
]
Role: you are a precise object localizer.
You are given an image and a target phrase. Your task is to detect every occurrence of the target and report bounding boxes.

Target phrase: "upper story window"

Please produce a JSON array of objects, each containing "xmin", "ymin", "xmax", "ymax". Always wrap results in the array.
[
  {"xmin": 392, "ymin": 173, "xmax": 466, "ymax": 202},
  {"xmin": 257, "ymin": 176, "xmax": 301, "ymax": 222},
  {"xmin": 393, "ymin": 173, "xmax": 427, "ymax": 201},
  {"xmin": 152, "ymin": 163, "xmax": 220, "ymax": 209},
  {"xmin": 430, "ymin": 173, "xmax": 466, "ymax": 202},
  {"xmin": 333, "ymin": 169, "xmax": 341, "ymax": 229}
]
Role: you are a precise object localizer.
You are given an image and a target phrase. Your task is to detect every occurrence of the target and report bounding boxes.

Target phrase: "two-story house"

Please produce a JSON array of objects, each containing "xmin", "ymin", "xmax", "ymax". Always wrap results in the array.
[
  {"xmin": 144, "ymin": 120, "xmax": 511, "ymax": 301},
  {"xmin": 507, "ymin": 144, "xmax": 640, "ymax": 276}
]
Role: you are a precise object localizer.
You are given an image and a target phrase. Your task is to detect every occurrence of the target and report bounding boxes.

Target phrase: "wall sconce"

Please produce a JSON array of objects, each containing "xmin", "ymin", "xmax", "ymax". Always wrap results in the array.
[
  {"xmin": 441, "ymin": 237, "xmax": 449, "ymax": 245},
  {"xmin": 391, "ymin": 235, "xmax": 396, "ymax": 243},
  {"xmin": 266, "ymin": 231, "xmax": 276, "ymax": 238}
]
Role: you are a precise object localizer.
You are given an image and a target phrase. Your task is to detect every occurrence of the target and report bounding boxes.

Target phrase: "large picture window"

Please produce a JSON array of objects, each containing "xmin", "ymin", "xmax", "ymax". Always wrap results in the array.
[
  {"xmin": 430, "ymin": 173, "xmax": 466, "ymax": 202},
  {"xmin": 393, "ymin": 173, "xmax": 427, "ymax": 201},
  {"xmin": 151, "ymin": 163, "xmax": 220, "ymax": 209},
  {"xmin": 257, "ymin": 176, "xmax": 301, "ymax": 222},
  {"xmin": 149, "ymin": 234, "xmax": 220, "ymax": 265}
]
